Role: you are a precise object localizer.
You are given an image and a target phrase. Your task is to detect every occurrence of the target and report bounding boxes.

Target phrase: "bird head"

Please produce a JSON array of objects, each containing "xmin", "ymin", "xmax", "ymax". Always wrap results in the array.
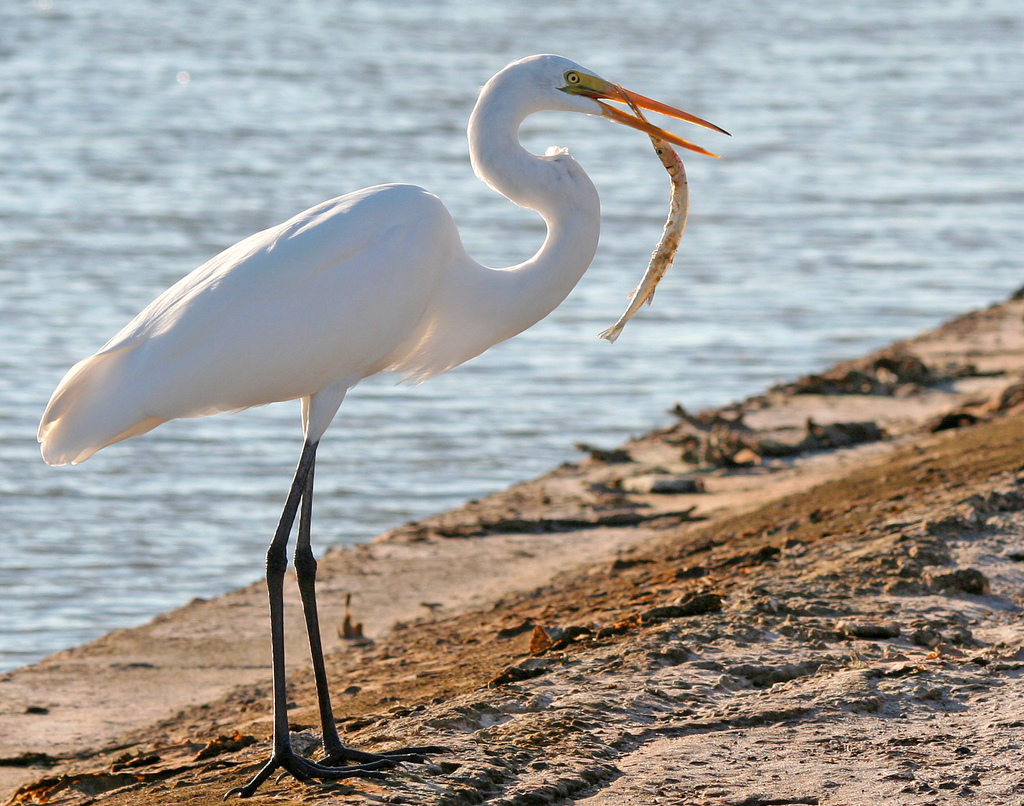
[
  {"xmin": 556, "ymin": 62, "xmax": 729, "ymax": 158},
  {"xmin": 496, "ymin": 55, "xmax": 727, "ymax": 158}
]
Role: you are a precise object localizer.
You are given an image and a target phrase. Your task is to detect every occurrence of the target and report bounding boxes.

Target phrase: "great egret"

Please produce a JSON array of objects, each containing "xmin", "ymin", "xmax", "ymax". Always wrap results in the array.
[{"xmin": 38, "ymin": 54, "xmax": 726, "ymax": 797}]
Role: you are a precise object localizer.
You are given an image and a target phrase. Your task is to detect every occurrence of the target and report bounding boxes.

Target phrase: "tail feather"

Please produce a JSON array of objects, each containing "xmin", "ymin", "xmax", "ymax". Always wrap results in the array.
[{"xmin": 38, "ymin": 347, "xmax": 163, "ymax": 466}]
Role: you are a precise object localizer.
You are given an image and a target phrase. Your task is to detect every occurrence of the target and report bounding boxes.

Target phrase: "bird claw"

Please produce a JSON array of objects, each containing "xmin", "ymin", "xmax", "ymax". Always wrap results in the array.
[
  {"xmin": 224, "ymin": 749, "xmax": 391, "ymax": 799},
  {"xmin": 321, "ymin": 742, "xmax": 451, "ymax": 767}
]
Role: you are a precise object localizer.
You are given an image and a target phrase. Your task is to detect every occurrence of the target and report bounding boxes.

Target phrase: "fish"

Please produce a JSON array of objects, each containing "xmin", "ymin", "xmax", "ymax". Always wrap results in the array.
[{"xmin": 598, "ymin": 133, "xmax": 689, "ymax": 343}]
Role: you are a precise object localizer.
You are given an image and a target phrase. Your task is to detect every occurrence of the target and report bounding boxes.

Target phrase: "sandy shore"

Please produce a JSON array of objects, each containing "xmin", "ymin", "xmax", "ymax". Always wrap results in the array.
[{"xmin": 3, "ymin": 295, "xmax": 1024, "ymax": 805}]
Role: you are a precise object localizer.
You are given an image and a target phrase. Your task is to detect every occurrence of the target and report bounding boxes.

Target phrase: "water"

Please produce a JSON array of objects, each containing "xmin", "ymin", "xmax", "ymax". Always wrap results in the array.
[{"xmin": 1, "ymin": 0, "xmax": 1021, "ymax": 672}]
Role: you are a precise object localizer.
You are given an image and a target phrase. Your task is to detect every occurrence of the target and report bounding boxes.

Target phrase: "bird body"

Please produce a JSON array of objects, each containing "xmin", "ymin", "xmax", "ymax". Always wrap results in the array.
[
  {"xmin": 40, "ymin": 56, "xmax": 618, "ymax": 466},
  {"xmin": 40, "ymin": 185, "xmax": 456, "ymax": 463},
  {"xmin": 39, "ymin": 172, "xmax": 598, "ymax": 465},
  {"xmin": 37, "ymin": 54, "xmax": 725, "ymax": 797}
]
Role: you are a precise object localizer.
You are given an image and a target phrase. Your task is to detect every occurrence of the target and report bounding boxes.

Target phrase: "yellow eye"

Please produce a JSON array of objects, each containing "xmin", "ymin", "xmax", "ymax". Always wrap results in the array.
[{"xmin": 565, "ymin": 71, "xmax": 581, "ymax": 85}]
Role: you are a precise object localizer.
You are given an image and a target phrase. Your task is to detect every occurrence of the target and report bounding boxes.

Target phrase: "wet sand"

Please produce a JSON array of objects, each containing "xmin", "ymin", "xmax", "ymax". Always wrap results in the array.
[{"xmin": 3, "ymin": 294, "xmax": 1024, "ymax": 805}]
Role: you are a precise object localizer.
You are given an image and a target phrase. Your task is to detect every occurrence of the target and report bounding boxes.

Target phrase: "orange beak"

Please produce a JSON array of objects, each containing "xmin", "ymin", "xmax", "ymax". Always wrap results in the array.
[{"xmin": 590, "ymin": 82, "xmax": 729, "ymax": 158}]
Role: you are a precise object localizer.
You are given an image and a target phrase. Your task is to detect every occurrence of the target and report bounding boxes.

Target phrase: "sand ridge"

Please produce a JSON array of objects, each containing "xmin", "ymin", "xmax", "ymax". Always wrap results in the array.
[{"xmin": 3, "ymin": 295, "xmax": 1024, "ymax": 804}]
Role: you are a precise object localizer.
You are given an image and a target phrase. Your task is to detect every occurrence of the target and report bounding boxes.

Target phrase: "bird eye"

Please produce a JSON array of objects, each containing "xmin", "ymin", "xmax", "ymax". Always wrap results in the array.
[{"xmin": 565, "ymin": 71, "xmax": 581, "ymax": 85}]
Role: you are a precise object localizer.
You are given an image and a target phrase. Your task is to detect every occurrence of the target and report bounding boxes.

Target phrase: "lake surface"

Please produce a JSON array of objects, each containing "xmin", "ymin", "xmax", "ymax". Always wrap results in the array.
[{"xmin": 1, "ymin": 0, "xmax": 1021, "ymax": 671}]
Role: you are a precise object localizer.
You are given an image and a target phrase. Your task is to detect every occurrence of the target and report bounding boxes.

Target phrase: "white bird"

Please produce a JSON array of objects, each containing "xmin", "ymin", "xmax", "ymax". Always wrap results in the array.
[{"xmin": 38, "ymin": 54, "xmax": 726, "ymax": 797}]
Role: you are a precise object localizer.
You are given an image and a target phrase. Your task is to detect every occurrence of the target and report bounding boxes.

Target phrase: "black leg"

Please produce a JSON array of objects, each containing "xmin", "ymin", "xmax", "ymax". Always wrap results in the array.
[
  {"xmin": 264, "ymin": 441, "xmax": 316, "ymax": 758},
  {"xmin": 291, "ymin": 445, "xmax": 450, "ymax": 768},
  {"xmin": 225, "ymin": 441, "xmax": 393, "ymax": 799},
  {"xmin": 293, "ymin": 447, "xmax": 346, "ymax": 752}
]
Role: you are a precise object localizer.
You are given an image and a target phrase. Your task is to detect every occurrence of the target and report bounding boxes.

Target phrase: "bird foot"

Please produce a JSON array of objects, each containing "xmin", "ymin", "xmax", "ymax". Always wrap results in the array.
[
  {"xmin": 224, "ymin": 747, "xmax": 393, "ymax": 799},
  {"xmin": 321, "ymin": 742, "xmax": 451, "ymax": 767}
]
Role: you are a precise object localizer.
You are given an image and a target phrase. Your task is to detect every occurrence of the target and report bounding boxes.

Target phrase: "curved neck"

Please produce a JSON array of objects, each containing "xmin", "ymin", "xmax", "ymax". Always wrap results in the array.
[
  {"xmin": 464, "ymin": 78, "xmax": 601, "ymax": 338},
  {"xmin": 389, "ymin": 74, "xmax": 604, "ymax": 382}
]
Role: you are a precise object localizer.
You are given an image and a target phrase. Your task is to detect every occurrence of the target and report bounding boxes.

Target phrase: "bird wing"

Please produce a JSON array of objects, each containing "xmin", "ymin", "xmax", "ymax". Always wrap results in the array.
[{"xmin": 39, "ymin": 184, "xmax": 456, "ymax": 464}]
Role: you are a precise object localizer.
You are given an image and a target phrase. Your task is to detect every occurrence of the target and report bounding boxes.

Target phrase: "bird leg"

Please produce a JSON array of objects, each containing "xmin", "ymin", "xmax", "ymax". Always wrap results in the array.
[
  {"xmin": 292, "ymin": 451, "xmax": 340, "ymax": 749},
  {"xmin": 226, "ymin": 440, "xmax": 446, "ymax": 798},
  {"xmin": 292, "ymin": 445, "xmax": 449, "ymax": 768},
  {"xmin": 225, "ymin": 441, "xmax": 394, "ymax": 799}
]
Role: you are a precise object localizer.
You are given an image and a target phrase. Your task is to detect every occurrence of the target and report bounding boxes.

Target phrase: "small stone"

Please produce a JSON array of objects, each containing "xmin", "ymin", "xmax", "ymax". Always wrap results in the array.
[
  {"xmin": 575, "ymin": 443, "xmax": 632, "ymax": 463},
  {"xmin": 640, "ymin": 592, "xmax": 723, "ymax": 623},
  {"xmin": 731, "ymin": 447, "xmax": 761, "ymax": 466},
  {"xmin": 928, "ymin": 568, "xmax": 990, "ymax": 595},
  {"xmin": 838, "ymin": 620, "xmax": 901, "ymax": 639},
  {"xmin": 910, "ymin": 628, "xmax": 940, "ymax": 647},
  {"xmin": 620, "ymin": 474, "xmax": 705, "ymax": 495},
  {"xmin": 529, "ymin": 626, "xmax": 557, "ymax": 654}
]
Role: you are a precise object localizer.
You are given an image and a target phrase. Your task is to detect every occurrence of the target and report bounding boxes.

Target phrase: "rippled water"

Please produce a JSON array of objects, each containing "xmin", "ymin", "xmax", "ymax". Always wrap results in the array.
[{"xmin": 1, "ymin": 0, "xmax": 1021, "ymax": 671}]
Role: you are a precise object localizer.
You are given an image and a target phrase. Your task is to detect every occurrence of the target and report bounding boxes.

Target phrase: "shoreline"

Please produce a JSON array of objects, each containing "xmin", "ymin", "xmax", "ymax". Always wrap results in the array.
[{"xmin": 3, "ymin": 294, "xmax": 1024, "ymax": 804}]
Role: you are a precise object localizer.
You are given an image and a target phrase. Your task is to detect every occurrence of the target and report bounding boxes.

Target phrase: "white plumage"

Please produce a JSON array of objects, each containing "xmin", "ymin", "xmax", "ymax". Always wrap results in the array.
[{"xmin": 37, "ymin": 55, "xmax": 724, "ymax": 798}]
